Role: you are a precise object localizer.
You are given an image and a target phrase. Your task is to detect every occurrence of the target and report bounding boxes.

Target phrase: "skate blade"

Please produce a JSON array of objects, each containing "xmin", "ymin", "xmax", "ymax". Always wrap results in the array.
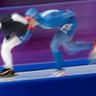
[{"xmin": 0, "ymin": 74, "xmax": 18, "ymax": 78}]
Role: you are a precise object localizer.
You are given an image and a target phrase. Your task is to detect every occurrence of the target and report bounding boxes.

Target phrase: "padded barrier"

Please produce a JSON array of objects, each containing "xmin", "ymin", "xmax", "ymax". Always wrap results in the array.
[{"xmin": 0, "ymin": 58, "xmax": 94, "ymax": 72}]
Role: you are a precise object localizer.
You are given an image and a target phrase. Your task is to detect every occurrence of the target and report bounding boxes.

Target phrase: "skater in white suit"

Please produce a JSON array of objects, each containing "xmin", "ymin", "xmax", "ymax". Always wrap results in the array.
[{"xmin": 0, "ymin": 13, "xmax": 35, "ymax": 76}]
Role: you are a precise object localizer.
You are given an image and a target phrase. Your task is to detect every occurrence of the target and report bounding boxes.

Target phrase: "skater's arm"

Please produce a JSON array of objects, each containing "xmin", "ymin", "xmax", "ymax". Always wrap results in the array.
[
  {"xmin": 11, "ymin": 13, "xmax": 28, "ymax": 25},
  {"xmin": 20, "ymin": 25, "xmax": 35, "ymax": 43}
]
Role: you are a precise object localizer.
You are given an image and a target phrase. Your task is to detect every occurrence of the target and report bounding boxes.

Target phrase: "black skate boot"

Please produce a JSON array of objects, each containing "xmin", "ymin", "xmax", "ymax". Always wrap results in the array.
[{"xmin": 0, "ymin": 68, "xmax": 15, "ymax": 77}]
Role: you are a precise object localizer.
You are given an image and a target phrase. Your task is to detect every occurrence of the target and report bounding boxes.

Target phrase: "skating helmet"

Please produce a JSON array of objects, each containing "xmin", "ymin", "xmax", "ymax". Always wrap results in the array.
[{"xmin": 25, "ymin": 8, "xmax": 38, "ymax": 17}]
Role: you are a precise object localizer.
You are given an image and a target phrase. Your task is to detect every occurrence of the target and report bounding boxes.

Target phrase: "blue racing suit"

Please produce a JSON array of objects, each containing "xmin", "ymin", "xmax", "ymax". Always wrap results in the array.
[{"xmin": 32, "ymin": 9, "xmax": 93, "ymax": 70}]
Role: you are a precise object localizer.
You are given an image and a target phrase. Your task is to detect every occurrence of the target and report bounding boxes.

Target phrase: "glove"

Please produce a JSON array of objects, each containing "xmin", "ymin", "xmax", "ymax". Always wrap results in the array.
[{"xmin": 28, "ymin": 25, "xmax": 35, "ymax": 30}]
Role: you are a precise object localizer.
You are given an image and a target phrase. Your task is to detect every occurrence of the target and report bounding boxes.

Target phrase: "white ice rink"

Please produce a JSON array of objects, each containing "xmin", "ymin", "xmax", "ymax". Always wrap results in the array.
[{"xmin": 0, "ymin": 64, "xmax": 96, "ymax": 82}]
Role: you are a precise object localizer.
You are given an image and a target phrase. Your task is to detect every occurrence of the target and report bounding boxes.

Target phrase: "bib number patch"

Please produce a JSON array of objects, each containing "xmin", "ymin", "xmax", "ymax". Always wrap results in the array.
[{"xmin": 60, "ymin": 24, "xmax": 73, "ymax": 33}]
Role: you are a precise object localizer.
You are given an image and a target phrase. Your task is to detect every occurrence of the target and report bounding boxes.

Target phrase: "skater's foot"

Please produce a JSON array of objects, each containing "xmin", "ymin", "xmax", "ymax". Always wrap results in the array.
[
  {"xmin": 0, "ymin": 68, "xmax": 15, "ymax": 77},
  {"xmin": 89, "ymin": 42, "xmax": 96, "ymax": 58},
  {"xmin": 51, "ymin": 70, "xmax": 67, "ymax": 77}
]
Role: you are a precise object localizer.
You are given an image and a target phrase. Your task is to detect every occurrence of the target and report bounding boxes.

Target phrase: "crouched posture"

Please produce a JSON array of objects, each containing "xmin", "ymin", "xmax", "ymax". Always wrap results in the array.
[
  {"xmin": 25, "ymin": 8, "xmax": 94, "ymax": 77},
  {"xmin": 0, "ymin": 13, "xmax": 34, "ymax": 76}
]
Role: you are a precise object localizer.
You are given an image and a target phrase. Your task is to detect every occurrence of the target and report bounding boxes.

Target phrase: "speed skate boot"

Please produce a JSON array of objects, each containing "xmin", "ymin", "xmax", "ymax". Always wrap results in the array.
[
  {"xmin": 89, "ymin": 42, "xmax": 96, "ymax": 58},
  {"xmin": 51, "ymin": 69, "xmax": 67, "ymax": 77},
  {"xmin": 0, "ymin": 68, "xmax": 15, "ymax": 77}
]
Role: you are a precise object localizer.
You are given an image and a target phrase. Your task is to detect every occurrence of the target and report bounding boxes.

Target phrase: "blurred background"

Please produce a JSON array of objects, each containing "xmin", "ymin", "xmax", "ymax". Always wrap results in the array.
[
  {"xmin": 0, "ymin": 0, "xmax": 95, "ymax": 66},
  {"xmin": 0, "ymin": 0, "xmax": 84, "ymax": 7}
]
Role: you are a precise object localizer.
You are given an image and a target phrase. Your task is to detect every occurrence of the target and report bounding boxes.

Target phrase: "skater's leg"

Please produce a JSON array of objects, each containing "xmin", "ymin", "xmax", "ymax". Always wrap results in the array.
[
  {"xmin": 1, "ymin": 36, "xmax": 21, "ymax": 69},
  {"xmin": 50, "ymin": 31, "xmax": 68, "ymax": 76},
  {"xmin": 0, "ymin": 36, "xmax": 21, "ymax": 76},
  {"xmin": 63, "ymin": 40, "xmax": 94, "ymax": 55}
]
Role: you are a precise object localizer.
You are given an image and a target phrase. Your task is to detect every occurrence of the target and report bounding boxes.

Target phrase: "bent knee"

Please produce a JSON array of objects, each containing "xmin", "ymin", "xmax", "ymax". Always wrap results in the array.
[
  {"xmin": 50, "ymin": 42, "xmax": 60, "ymax": 52},
  {"xmin": 1, "ymin": 44, "xmax": 12, "ymax": 52}
]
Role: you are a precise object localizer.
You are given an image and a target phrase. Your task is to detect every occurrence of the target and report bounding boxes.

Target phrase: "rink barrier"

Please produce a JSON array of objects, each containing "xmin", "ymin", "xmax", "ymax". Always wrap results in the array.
[{"xmin": 0, "ymin": 58, "xmax": 95, "ymax": 72}]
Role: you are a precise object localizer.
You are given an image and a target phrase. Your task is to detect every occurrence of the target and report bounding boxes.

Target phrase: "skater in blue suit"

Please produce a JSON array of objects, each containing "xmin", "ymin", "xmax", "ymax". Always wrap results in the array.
[{"xmin": 25, "ymin": 8, "xmax": 95, "ymax": 77}]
